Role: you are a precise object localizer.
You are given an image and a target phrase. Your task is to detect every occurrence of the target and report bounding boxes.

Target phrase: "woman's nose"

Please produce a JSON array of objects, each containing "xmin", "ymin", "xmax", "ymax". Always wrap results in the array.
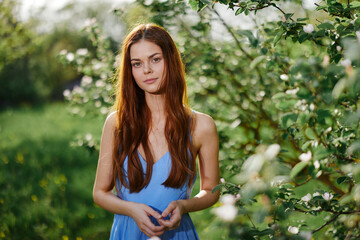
[{"xmin": 143, "ymin": 62, "xmax": 153, "ymax": 74}]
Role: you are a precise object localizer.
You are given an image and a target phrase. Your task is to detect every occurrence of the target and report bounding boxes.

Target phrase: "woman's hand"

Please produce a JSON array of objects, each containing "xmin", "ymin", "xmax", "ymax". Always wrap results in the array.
[
  {"xmin": 129, "ymin": 203, "xmax": 165, "ymax": 237},
  {"xmin": 158, "ymin": 200, "xmax": 185, "ymax": 230}
]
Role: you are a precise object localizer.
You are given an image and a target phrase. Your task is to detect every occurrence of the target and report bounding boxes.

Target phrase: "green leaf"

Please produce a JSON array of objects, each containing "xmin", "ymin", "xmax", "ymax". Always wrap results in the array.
[
  {"xmin": 301, "ymin": 141, "xmax": 312, "ymax": 151},
  {"xmin": 189, "ymin": 0, "xmax": 199, "ymax": 11},
  {"xmin": 281, "ymin": 113, "xmax": 298, "ymax": 128},
  {"xmin": 305, "ymin": 127, "xmax": 316, "ymax": 140},
  {"xmin": 259, "ymin": 228, "xmax": 275, "ymax": 236},
  {"xmin": 350, "ymin": 1, "xmax": 360, "ymax": 7},
  {"xmin": 284, "ymin": 13, "xmax": 294, "ymax": 20},
  {"xmin": 317, "ymin": 22, "xmax": 334, "ymax": 30},
  {"xmin": 297, "ymin": 18, "xmax": 309, "ymax": 21},
  {"xmin": 298, "ymin": 32, "xmax": 310, "ymax": 43},
  {"xmin": 298, "ymin": 112, "xmax": 310, "ymax": 126},
  {"xmin": 198, "ymin": 1, "xmax": 207, "ymax": 12},
  {"xmin": 276, "ymin": 99, "xmax": 297, "ymax": 111},
  {"xmin": 274, "ymin": 30, "xmax": 284, "ymax": 46},
  {"xmin": 313, "ymin": 145, "xmax": 330, "ymax": 161},
  {"xmin": 314, "ymin": 29, "xmax": 326, "ymax": 38},
  {"xmin": 272, "ymin": 92, "xmax": 289, "ymax": 100},
  {"xmin": 235, "ymin": 7, "xmax": 245, "ymax": 16},
  {"xmin": 250, "ymin": 55, "xmax": 266, "ymax": 69},
  {"xmin": 238, "ymin": 30, "xmax": 259, "ymax": 48},
  {"xmin": 316, "ymin": 109, "xmax": 331, "ymax": 125},
  {"xmin": 315, "ymin": 5, "xmax": 327, "ymax": 11},
  {"xmin": 212, "ymin": 184, "xmax": 222, "ymax": 193},
  {"xmin": 290, "ymin": 161, "xmax": 308, "ymax": 178},
  {"xmin": 337, "ymin": 176, "xmax": 347, "ymax": 184}
]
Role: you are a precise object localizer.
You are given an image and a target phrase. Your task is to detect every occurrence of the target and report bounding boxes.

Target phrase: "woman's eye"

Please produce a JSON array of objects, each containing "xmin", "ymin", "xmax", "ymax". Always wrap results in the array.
[
  {"xmin": 152, "ymin": 58, "xmax": 161, "ymax": 63},
  {"xmin": 132, "ymin": 62, "xmax": 141, "ymax": 67}
]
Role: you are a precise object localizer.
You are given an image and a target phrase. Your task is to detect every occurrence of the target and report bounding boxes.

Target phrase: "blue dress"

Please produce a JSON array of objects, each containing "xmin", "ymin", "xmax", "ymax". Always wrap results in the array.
[{"xmin": 109, "ymin": 150, "xmax": 199, "ymax": 240}]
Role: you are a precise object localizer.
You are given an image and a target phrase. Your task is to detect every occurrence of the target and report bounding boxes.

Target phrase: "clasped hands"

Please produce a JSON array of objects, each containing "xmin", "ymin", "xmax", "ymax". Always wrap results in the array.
[{"xmin": 131, "ymin": 200, "xmax": 185, "ymax": 238}]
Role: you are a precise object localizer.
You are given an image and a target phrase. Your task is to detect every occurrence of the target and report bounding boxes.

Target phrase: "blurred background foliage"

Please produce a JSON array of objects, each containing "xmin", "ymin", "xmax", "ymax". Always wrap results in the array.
[{"xmin": 1, "ymin": 0, "xmax": 360, "ymax": 239}]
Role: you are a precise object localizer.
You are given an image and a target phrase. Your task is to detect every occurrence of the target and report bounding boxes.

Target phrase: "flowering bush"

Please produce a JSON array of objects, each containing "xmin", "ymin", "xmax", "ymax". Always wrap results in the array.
[{"xmin": 62, "ymin": 1, "xmax": 360, "ymax": 239}]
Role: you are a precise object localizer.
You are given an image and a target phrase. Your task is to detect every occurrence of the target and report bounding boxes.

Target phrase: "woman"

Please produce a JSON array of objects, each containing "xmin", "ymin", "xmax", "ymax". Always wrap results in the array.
[{"xmin": 93, "ymin": 23, "xmax": 219, "ymax": 239}]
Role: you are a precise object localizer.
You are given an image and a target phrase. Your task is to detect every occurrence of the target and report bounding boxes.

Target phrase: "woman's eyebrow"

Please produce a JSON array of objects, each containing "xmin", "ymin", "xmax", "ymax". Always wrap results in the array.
[{"xmin": 131, "ymin": 53, "xmax": 161, "ymax": 62}]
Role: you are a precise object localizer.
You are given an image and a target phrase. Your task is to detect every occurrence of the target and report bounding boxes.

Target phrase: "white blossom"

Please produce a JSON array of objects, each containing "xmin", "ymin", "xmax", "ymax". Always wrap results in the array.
[
  {"xmin": 76, "ymin": 48, "xmax": 88, "ymax": 56},
  {"xmin": 72, "ymin": 107, "xmax": 80, "ymax": 115},
  {"xmin": 301, "ymin": 193, "xmax": 311, "ymax": 202},
  {"xmin": 340, "ymin": 59, "xmax": 352, "ymax": 67},
  {"xmin": 322, "ymin": 55, "xmax": 330, "ymax": 67},
  {"xmin": 264, "ymin": 144, "xmax": 281, "ymax": 160},
  {"xmin": 288, "ymin": 226, "xmax": 299, "ymax": 234},
  {"xmin": 106, "ymin": 84, "xmax": 113, "ymax": 91},
  {"xmin": 93, "ymin": 62, "xmax": 103, "ymax": 70},
  {"xmin": 220, "ymin": 194, "xmax": 236, "ymax": 205},
  {"xmin": 213, "ymin": 194, "xmax": 238, "ymax": 222},
  {"xmin": 241, "ymin": 154, "xmax": 265, "ymax": 174},
  {"xmin": 270, "ymin": 176, "xmax": 289, "ymax": 187},
  {"xmin": 73, "ymin": 86, "xmax": 84, "ymax": 94},
  {"xmin": 95, "ymin": 101, "xmax": 101, "ymax": 108},
  {"xmin": 66, "ymin": 53, "xmax": 75, "ymax": 62},
  {"xmin": 285, "ymin": 87, "xmax": 299, "ymax": 95},
  {"xmin": 85, "ymin": 134, "xmax": 92, "ymax": 141},
  {"xmin": 299, "ymin": 231, "xmax": 313, "ymax": 240},
  {"xmin": 280, "ymin": 74, "xmax": 289, "ymax": 81},
  {"xmin": 303, "ymin": 24, "xmax": 314, "ymax": 33},
  {"xmin": 100, "ymin": 107, "xmax": 108, "ymax": 115},
  {"xmin": 313, "ymin": 192, "xmax": 320, "ymax": 197},
  {"xmin": 81, "ymin": 76, "xmax": 93, "ymax": 86},
  {"xmin": 309, "ymin": 103, "xmax": 315, "ymax": 111},
  {"xmin": 336, "ymin": 46, "xmax": 342, "ymax": 52},
  {"xmin": 100, "ymin": 73, "xmax": 107, "ymax": 79},
  {"xmin": 324, "ymin": 127, "xmax": 332, "ymax": 134},
  {"xmin": 63, "ymin": 89, "xmax": 71, "ymax": 98},
  {"xmin": 322, "ymin": 192, "xmax": 334, "ymax": 201},
  {"xmin": 84, "ymin": 18, "xmax": 96, "ymax": 27},
  {"xmin": 212, "ymin": 204, "xmax": 237, "ymax": 222},
  {"xmin": 299, "ymin": 151, "xmax": 312, "ymax": 162},
  {"xmin": 311, "ymin": 140, "xmax": 318, "ymax": 148},
  {"xmin": 314, "ymin": 160, "xmax": 320, "ymax": 169},
  {"xmin": 96, "ymin": 80, "xmax": 106, "ymax": 88},
  {"xmin": 220, "ymin": 178, "xmax": 226, "ymax": 184}
]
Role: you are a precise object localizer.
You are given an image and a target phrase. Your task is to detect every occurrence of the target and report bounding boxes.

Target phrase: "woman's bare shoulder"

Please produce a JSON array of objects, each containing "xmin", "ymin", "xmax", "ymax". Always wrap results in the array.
[
  {"xmin": 192, "ymin": 110, "xmax": 217, "ymax": 144},
  {"xmin": 103, "ymin": 111, "xmax": 117, "ymax": 129}
]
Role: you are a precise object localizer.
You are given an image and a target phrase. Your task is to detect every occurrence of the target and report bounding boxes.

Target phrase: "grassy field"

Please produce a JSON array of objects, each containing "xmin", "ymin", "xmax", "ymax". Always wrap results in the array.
[
  {"xmin": 0, "ymin": 103, "xmax": 112, "ymax": 239},
  {"xmin": 0, "ymin": 103, "xmax": 221, "ymax": 240}
]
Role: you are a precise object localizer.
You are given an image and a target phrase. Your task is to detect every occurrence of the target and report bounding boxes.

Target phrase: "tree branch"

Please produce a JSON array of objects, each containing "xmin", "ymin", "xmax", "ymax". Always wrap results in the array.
[
  {"xmin": 211, "ymin": 8, "xmax": 254, "ymax": 61},
  {"xmin": 311, "ymin": 213, "xmax": 340, "ymax": 233}
]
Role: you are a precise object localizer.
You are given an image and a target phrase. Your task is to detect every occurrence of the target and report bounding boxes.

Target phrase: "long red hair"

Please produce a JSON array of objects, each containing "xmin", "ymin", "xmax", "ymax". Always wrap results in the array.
[{"xmin": 112, "ymin": 24, "xmax": 195, "ymax": 193}]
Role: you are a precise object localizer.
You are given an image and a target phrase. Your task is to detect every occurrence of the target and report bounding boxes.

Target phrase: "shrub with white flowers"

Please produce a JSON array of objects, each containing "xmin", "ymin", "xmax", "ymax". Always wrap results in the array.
[{"xmin": 61, "ymin": 0, "xmax": 360, "ymax": 239}]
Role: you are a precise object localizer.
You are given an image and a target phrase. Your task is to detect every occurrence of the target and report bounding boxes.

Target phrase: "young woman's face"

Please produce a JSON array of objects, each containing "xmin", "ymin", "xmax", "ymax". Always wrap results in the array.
[{"xmin": 130, "ymin": 40, "xmax": 166, "ymax": 95}]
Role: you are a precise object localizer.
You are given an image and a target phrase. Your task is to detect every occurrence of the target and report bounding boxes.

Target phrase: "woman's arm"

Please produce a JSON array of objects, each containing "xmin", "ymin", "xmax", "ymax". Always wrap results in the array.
[
  {"xmin": 92, "ymin": 112, "xmax": 165, "ymax": 237},
  {"xmin": 159, "ymin": 112, "xmax": 220, "ymax": 229}
]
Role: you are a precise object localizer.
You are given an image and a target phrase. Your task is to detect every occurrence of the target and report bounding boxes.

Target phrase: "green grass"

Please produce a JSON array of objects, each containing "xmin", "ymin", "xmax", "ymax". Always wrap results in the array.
[
  {"xmin": 0, "ymin": 103, "xmax": 112, "ymax": 240},
  {"xmin": 0, "ymin": 103, "xmax": 222, "ymax": 240}
]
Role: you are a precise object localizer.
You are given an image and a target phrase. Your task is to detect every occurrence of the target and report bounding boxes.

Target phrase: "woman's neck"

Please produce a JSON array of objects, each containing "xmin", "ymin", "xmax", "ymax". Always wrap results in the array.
[{"xmin": 145, "ymin": 93, "xmax": 166, "ymax": 121}]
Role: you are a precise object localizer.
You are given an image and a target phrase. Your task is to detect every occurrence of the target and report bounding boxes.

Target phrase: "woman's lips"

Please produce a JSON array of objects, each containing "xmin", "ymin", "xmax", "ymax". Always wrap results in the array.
[{"xmin": 144, "ymin": 78, "xmax": 157, "ymax": 84}]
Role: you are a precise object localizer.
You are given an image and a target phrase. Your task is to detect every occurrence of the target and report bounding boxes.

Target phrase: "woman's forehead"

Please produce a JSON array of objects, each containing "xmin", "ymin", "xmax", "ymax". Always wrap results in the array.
[{"xmin": 130, "ymin": 40, "xmax": 163, "ymax": 59}]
